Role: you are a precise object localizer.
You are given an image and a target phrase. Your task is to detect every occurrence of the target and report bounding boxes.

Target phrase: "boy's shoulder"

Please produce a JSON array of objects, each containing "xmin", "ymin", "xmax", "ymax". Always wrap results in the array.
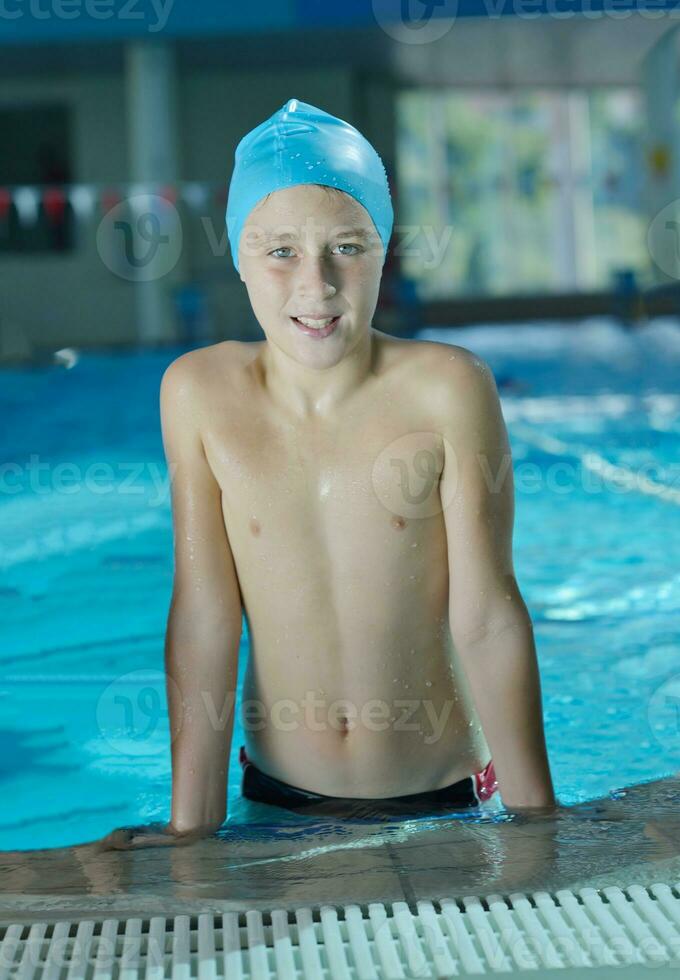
[
  {"xmin": 409, "ymin": 336, "xmax": 489, "ymax": 374},
  {"xmin": 393, "ymin": 337, "xmax": 499, "ymax": 433},
  {"xmin": 372, "ymin": 329, "xmax": 480, "ymax": 369},
  {"xmin": 388, "ymin": 334, "xmax": 494, "ymax": 397},
  {"xmin": 161, "ymin": 339, "xmax": 245, "ymax": 385},
  {"xmin": 159, "ymin": 342, "xmax": 249, "ymax": 428}
]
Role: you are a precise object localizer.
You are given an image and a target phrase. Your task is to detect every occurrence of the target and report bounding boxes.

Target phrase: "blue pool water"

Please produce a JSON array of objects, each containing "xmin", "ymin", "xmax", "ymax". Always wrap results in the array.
[{"xmin": 1, "ymin": 317, "xmax": 679, "ymax": 852}]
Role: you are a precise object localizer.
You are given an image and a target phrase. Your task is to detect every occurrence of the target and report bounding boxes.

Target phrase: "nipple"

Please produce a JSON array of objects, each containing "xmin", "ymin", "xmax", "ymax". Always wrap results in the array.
[{"xmin": 337, "ymin": 715, "xmax": 350, "ymax": 735}]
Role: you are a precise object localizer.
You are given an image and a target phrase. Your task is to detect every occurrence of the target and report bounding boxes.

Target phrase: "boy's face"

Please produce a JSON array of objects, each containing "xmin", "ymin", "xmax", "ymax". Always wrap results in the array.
[{"xmin": 238, "ymin": 185, "xmax": 385, "ymax": 365}]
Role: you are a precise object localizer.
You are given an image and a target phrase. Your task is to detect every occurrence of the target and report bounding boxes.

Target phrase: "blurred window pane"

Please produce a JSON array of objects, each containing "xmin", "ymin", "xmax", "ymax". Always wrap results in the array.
[
  {"xmin": 0, "ymin": 105, "xmax": 75, "ymax": 254},
  {"xmin": 396, "ymin": 87, "xmax": 647, "ymax": 299}
]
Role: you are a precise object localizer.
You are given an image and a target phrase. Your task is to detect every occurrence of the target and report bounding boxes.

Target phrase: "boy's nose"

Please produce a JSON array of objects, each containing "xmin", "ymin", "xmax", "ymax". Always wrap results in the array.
[{"xmin": 294, "ymin": 257, "xmax": 338, "ymax": 295}]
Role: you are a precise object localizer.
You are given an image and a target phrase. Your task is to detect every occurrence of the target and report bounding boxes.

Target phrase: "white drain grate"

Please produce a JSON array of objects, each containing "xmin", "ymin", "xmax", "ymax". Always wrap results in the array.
[{"xmin": 1, "ymin": 884, "xmax": 679, "ymax": 978}]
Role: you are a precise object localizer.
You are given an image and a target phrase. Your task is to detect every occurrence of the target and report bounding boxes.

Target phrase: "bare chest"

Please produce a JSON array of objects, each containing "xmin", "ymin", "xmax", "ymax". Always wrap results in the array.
[{"xmin": 200, "ymin": 354, "xmax": 451, "ymax": 659}]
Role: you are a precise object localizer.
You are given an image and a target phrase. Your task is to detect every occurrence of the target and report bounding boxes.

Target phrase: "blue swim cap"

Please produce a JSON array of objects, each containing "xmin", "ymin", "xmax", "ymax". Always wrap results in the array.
[{"xmin": 225, "ymin": 97, "xmax": 394, "ymax": 274}]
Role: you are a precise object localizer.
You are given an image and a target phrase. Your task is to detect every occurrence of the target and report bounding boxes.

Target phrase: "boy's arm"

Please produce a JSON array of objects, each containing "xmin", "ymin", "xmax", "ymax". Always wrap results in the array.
[
  {"xmin": 98, "ymin": 354, "xmax": 243, "ymax": 850},
  {"xmin": 162, "ymin": 354, "xmax": 243, "ymax": 836},
  {"xmin": 437, "ymin": 349, "xmax": 556, "ymax": 811}
]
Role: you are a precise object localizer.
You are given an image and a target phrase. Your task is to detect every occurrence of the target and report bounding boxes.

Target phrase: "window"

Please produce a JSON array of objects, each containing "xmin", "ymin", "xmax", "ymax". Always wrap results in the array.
[
  {"xmin": 0, "ymin": 105, "xmax": 75, "ymax": 253},
  {"xmin": 396, "ymin": 87, "xmax": 647, "ymax": 300}
]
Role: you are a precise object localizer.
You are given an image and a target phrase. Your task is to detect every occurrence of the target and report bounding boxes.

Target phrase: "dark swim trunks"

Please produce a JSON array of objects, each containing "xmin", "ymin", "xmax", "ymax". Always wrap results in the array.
[{"xmin": 239, "ymin": 745, "xmax": 498, "ymax": 818}]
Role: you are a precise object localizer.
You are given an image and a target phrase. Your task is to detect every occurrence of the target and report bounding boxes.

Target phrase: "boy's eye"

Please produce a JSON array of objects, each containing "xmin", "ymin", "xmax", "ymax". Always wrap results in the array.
[
  {"xmin": 336, "ymin": 243, "xmax": 362, "ymax": 255},
  {"xmin": 268, "ymin": 243, "xmax": 362, "ymax": 258}
]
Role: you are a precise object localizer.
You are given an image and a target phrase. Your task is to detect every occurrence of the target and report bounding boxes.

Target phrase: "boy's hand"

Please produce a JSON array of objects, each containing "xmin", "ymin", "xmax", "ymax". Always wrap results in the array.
[
  {"xmin": 94, "ymin": 821, "xmax": 217, "ymax": 851},
  {"xmin": 504, "ymin": 801, "xmax": 567, "ymax": 822}
]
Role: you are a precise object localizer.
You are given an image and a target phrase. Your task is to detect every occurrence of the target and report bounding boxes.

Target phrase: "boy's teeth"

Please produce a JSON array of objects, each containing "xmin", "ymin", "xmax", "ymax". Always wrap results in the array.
[{"xmin": 297, "ymin": 316, "xmax": 335, "ymax": 328}]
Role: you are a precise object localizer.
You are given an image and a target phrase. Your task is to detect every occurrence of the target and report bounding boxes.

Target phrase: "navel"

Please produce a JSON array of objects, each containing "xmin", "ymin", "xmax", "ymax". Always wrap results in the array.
[
  {"xmin": 390, "ymin": 515, "xmax": 407, "ymax": 530},
  {"xmin": 249, "ymin": 517, "xmax": 261, "ymax": 536}
]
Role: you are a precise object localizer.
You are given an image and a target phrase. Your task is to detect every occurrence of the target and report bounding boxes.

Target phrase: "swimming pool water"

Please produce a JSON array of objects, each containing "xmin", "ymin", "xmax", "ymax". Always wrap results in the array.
[{"xmin": 1, "ymin": 317, "xmax": 679, "ymax": 851}]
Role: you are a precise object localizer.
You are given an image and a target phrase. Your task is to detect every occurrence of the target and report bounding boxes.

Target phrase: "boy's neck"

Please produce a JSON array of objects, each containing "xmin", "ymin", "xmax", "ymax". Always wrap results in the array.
[{"xmin": 256, "ymin": 326, "xmax": 378, "ymax": 422}]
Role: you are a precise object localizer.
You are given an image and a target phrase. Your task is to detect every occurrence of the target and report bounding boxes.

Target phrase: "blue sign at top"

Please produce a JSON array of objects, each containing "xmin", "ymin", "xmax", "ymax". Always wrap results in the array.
[{"xmin": 1, "ymin": 0, "xmax": 677, "ymax": 44}]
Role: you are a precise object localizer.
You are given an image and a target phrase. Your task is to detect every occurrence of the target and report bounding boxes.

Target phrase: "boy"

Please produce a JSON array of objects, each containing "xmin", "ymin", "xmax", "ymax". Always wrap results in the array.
[{"xmin": 100, "ymin": 98, "xmax": 556, "ymax": 850}]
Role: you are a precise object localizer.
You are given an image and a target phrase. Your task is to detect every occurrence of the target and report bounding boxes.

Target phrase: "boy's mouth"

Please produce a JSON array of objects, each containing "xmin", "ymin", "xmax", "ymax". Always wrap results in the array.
[{"xmin": 290, "ymin": 315, "xmax": 341, "ymax": 338}]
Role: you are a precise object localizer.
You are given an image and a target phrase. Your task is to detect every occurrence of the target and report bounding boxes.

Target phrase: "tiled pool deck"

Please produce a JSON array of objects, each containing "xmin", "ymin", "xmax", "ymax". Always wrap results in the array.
[{"xmin": 1, "ymin": 776, "xmax": 678, "ymax": 924}]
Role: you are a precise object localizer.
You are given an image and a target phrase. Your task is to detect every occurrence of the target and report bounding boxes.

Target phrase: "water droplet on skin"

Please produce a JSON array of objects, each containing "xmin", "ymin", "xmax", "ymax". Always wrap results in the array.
[
  {"xmin": 425, "ymin": 680, "xmax": 432, "ymax": 687},
  {"xmin": 393, "ymin": 678, "xmax": 398, "ymax": 683},
  {"xmin": 411, "ymin": 542, "xmax": 418, "ymax": 548}
]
